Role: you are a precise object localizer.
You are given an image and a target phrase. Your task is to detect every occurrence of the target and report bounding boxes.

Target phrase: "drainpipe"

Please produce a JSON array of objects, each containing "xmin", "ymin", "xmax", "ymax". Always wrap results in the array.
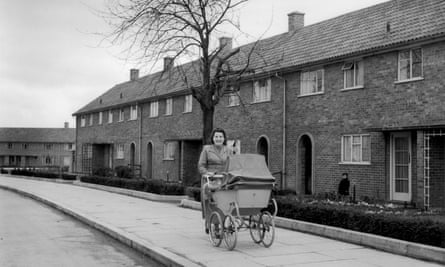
[
  {"xmin": 275, "ymin": 73, "xmax": 287, "ymax": 190},
  {"xmin": 139, "ymin": 104, "xmax": 143, "ymax": 168}
]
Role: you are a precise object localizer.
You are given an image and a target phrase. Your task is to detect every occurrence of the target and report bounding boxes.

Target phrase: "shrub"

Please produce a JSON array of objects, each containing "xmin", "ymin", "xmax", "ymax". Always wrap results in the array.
[
  {"xmin": 186, "ymin": 186, "xmax": 201, "ymax": 202},
  {"xmin": 93, "ymin": 167, "xmax": 114, "ymax": 177},
  {"xmin": 115, "ymin": 166, "xmax": 133, "ymax": 178},
  {"xmin": 0, "ymin": 168, "xmax": 7, "ymax": 174},
  {"xmin": 61, "ymin": 173, "xmax": 77, "ymax": 180}
]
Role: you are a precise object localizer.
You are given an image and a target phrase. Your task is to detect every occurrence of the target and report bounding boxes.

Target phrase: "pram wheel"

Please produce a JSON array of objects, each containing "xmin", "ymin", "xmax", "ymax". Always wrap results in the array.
[
  {"xmin": 209, "ymin": 211, "xmax": 223, "ymax": 247},
  {"xmin": 259, "ymin": 211, "xmax": 275, "ymax": 248},
  {"xmin": 249, "ymin": 214, "xmax": 262, "ymax": 244},
  {"xmin": 223, "ymin": 215, "xmax": 238, "ymax": 250}
]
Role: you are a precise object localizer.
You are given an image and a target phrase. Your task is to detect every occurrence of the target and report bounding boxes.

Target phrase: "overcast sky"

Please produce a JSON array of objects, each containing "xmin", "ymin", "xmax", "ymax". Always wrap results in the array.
[{"xmin": 0, "ymin": 0, "xmax": 387, "ymax": 128}]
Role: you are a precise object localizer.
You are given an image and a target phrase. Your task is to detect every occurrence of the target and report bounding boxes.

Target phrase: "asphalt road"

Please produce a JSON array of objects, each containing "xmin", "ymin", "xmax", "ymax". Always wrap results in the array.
[{"xmin": 0, "ymin": 189, "xmax": 160, "ymax": 267}]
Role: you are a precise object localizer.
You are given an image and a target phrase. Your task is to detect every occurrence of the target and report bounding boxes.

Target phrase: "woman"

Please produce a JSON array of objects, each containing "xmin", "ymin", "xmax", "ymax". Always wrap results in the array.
[{"xmin": 198, "ymin": 128, "xmax": 230, "ymax": 233}]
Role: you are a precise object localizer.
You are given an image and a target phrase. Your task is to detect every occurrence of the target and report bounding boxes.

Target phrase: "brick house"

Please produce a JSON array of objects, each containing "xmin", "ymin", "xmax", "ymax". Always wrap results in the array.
[
  {"xmin": 0, "ymin": 124, "xmax": 75, "ymax": 171},
  {"xmin": 74, "ymin": 0, "xmax": 445, "ymax": 209}
]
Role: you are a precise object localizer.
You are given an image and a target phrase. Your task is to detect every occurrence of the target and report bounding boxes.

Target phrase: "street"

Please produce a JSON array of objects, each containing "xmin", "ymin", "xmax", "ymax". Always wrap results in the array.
[{"xmin": 0, "ymin": 189, "xmax": 159, "ymax": 267}]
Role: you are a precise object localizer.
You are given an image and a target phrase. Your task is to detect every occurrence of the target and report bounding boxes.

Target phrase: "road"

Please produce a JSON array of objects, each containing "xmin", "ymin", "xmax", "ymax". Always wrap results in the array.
[{"xmin": 0, "ymin": 189, "xmax": 160, "ymax": 267}]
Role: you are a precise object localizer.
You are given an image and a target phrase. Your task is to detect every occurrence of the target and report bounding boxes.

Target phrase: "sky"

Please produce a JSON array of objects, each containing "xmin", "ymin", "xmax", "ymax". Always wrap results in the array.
[{"xmin": 0, "ymin": 0, "xmax": 388, "ymax": 128}]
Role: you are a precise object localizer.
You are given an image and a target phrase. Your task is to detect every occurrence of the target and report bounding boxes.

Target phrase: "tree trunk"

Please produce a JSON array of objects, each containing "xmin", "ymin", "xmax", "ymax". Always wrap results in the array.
[{"xmin": 201, "ymin": 105, "xmax": 214, "ymax": 145}]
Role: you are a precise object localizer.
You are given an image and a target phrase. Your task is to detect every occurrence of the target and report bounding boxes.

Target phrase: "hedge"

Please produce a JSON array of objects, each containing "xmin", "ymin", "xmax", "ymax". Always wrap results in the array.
[
  {"xmin": 80, "ymin": 175, "xmax": 185, "ymax": 195},
  {"xmin": 9, "ymin": 169, "xmax": 76, "ymax": 180}
]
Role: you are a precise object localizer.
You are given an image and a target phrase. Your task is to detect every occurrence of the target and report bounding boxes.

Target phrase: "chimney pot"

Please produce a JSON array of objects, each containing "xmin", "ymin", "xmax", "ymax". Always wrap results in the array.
[
  {"xmin": 163, "ymin": 57, "xmax": 174, "ymax": 71},
  {"xmin": 219, "ymin": 37, "xmax": 233, "ymax": 53},
  {"xmin": 130, "ymin": 69, "xmax": 139, "ymax": 81},
  {"xmin": 288, "ymin": 11, "xmax": 305, "ymax": 32},
  {"xmin": 64, "ymin": 122, "xmax": 69, "ymax": 128}
]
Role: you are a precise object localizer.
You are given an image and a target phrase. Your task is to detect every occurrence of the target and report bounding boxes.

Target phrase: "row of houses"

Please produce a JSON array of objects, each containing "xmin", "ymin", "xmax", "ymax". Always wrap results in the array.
[
  {"xmin": 0, "ymin": 124, "xmax": 75, "ymax": 172},
  {"xmin": 73, "ymin": 0, "xmax": 445, "ymax": 209}
]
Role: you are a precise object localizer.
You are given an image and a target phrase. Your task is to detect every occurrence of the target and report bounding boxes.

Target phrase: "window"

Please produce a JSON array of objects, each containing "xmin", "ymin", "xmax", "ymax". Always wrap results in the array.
[
  {"xmin": 165, "ymin": 98, "xmax": 173, "ymax": 115},
  {"xmin": 130, "ymin": 105, "xmax": 138, "ymax": 120},
  {"xmin": 300, "ymin": 69, "xmax": 324, "ymax": 96},
  {"xmin": 150, "ymin": 101, "xmax": 158, "ymax": 117},
  {"xmin": 45, "ymin": 144, "xmax": 52, "ymax": 150},
  {"xmin": 163, "ymin": 142, "xmax": 176, "ymax": 160},
  {"xmin": 98, "ymin": 111, "xmax": 103, "ymax": 125},
  {"xmin": 108, "ymin": 110, "xmax": 113, "ymax": 123},
  {"xmin": 343, "ymin": 60, "xmax": 364, "ymax": 89},
  {"xmin": 22, "ymin": 143, "xmax": 28, "ymax": 150},
  {"xmin": 116, "ymin": 144, "xmax": 124, "ymax": 159},
  {"xmin": 8, "ymin": 143, "xmax": 12, "ymax": 149},
  {"xmin": 184, "ymin": 95, "xmax": 192, "ymax": 113},
  {"xmin": 253, "ymin": 78, "xmax": 271, "ymax": 103},
  {"xmin": 119, "ymin": 108, "xmax": 124, "ymax": 122},
  {"xmin": 341, "ymin": 134, "xmax": 371, "ymax": 164},
  {"xmin": 228, "ymin": 92, "xmax": 240, "ymax": 107},
  {"xmin": 45, "ymin": 156, "xmax": 52, "ymax": 165},
  {"xmin": 398, "ymin": 48, "xmax": 422, "ymax": 81},
  {"xmin": 80, "ymin": 115, "xmax": 86, "ymax": 127},
  {"xmin": 89, "ymin": 114, "xmax": 93, "ymax": 126},
  {"xmin": 65, "ymin": 143, "xmax": 73, "ymax": 151},
  {"xmin": 227, "ymin": 140, "xmax": 241, "ymax": 155}
]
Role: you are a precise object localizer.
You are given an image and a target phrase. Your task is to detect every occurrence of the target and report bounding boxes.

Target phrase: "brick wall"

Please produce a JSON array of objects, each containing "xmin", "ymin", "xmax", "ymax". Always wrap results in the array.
[{"xmin": 429, "ymin": 136, "xmax": 445, "ymax": 208}]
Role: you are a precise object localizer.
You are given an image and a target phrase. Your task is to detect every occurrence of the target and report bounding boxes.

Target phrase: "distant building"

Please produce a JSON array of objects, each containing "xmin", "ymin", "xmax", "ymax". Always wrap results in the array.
[
  {"xmin": 74, "ymin": 0, "xmax": 445, "ymax": 209},
  {"xmin": 0, "ymin": 124, "xmax": 75, "ymax": 171}
]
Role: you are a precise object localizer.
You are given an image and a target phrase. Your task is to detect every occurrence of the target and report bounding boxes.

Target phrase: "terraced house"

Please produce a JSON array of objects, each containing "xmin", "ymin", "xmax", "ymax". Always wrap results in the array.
[
  {"xmin": 74, "ymin": 0, "xmax": 445, "ymax": 209},
  {"xmin": 0, "ymin": 125, "xmax": 75, "ymax": 171}
]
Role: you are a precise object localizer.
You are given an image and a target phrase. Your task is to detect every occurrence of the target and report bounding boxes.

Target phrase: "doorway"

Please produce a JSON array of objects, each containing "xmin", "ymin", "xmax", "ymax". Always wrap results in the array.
[
  {"xmin": 147, "ymin": 142, "xmax": 153, "ymax": 179},
  {"xmin": 390, "ymin": 132, "xmax": 412, "ymax": 202},
  {"xmin": 298, "ymin": 134, "xmax": 313, "ymax": 195},
  {"xmin": 256, "ymin": 136, "xmax": 269, "ymax": 166}
]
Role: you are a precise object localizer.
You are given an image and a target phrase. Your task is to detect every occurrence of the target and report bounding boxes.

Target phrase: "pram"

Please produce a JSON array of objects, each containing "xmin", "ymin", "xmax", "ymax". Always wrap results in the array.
[{"xmin": 202, "ymin": 154, "xmax": 277, "ymax": 250}]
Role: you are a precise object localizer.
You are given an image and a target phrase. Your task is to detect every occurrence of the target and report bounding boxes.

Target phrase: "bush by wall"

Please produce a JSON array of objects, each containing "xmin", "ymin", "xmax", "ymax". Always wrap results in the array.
[
  {"xmin": 115, "ymin": 166, "xmax": 133, "ymax": 178},
  {"xmin": 9, "ymin": 169, "xmax": 76, "ymax": 180}
]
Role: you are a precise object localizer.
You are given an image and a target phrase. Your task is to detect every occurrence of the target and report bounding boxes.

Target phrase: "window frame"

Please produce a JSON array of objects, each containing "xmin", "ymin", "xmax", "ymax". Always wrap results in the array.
[
  {"xmin": 341, "ymin": 134, "xmax": 371, "ymax": 164},
  {"xmin": 150, "ymin": 101, "xmax": 159, "ymax": 117},
  {"xmin": 398, "ymin": 47, "xmax": 423, "ymax": 82},
  {"xmin": 184, "ymin": 94, "xmax": 193, "ymax": 113},
  {"xmin": 98, "ymin": 111, "xmax": 103, "ymax": 125},
  {"xmin": 89, "ymin": 114, "xmax": 93, "ymax": 126},
  {"xmin": 228, "ymin": 92, "xmax": 240, "ymax": 107},
  {"xmin": 299, "ymin": 69, "xmax": 324, "ymax": 96},
  {"xmin": 253, "ymin": 78, "xmax": 271, "ymax": 103},
  {"xmin": 108, "ymin": 110, "xmax": 113, "ymax": 124},
  {"xmin": 130, "ymin": 105, "xmax": 138, "ymax": 120},
  {"xmin": 165, "ymin": 98, "xmax": 173, "ymax": 115},
  {"xmin": 163, "ymin": 141, "xmax": 176, "ymax": 160},
  {"xmin": 119, "ymin": 108, "xmax": 124, "ymax": 122},
  {"xmin": 116, "ymin": 144, "xmax": 124, "ymax": 159},
  {"xmin": 343, "ymin": 60, "xmax": 364, "ymax": 90},
  {"xmin": 80, "ymin": 115, "xmax": 86, "ymax": 127}
]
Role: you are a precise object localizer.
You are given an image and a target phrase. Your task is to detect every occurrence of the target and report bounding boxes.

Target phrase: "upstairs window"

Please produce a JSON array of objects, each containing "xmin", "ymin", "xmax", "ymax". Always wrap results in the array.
[
  {"xmin": 341, "ymin": 134, "xmax": 371, "ymax": 164},
  {"xmin": 343, "ymin": 60, "xmax": 364, "ymax": 89},
  {"xmin": 228, "ymin": 92, "xmax": 240, "ymax": 107},
  {"xmin": 45, "ymin": 144, "xmax": 52, "ymax": 150},
  {"xmin": 45, "ymin": 156, "xmax": 53, "ymax": 165},
  {"xmin": 89, "ymin": 114, "xmax": 93, "ymax": 126},
  {"xmin": 119, "ymin": 108, "xmax": 124, "ymax": 122},
  {"xmin": 98, "ymin": 111, "xmax": 103, "ymax": 125},
  {"xmin": 398, "ymin": 48, "xmax": 422, "ymax": 81},
  {"xmin": 65, "ymin": 143, "xmax": 73, "ymax": 151},
  {"xmin": 80, "ymin": 115, "xmax": 86, "ymax": 127},
  {"xmin": 8, "ymin": 143, "xmax": 12, "ymax": 149},
  {"xmin": 22, "ymin": 143, "xmax": 28, "ymax": 150},
  {"xmin": 184, "ymin": 95, "xmax": 192, "ymax": 113},
  {"xmin": 130, "ymin": 105, "xmax": 138, "ymax": 120},
  {"xmin": 300, "ymin": 69, "xmax": 324, "ymax": 96},
  {"xmin": 164, "ymin": 141, "xmax": 177, "ymax": 160},
  {"xmin": 108, "ymin": 110, "xmax": 113, "ymax": 123},
  {"xmin": 116, "ymin": 144, "xmax": 124, "ymax": 159},
  {"xmin": 150, "ymin": 101, "xmax": 158, "ymax": 117},
  {"xmin": 253, "ymin": 78, "xmax": 271, "ymax": 103},
  {"xmin": 165, "ymin": 98, "xmax": 173, "ymax": 115}
]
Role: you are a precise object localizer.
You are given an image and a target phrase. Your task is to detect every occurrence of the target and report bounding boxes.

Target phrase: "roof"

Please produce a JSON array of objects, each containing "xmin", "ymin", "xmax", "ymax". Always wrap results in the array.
[
  {"xmin": 0, "ymin": 128, "xmax": 75, "ymax": 143},
  {"xmin": 74, "ymin": 0, "xmax": 445, "ymax": 115}
]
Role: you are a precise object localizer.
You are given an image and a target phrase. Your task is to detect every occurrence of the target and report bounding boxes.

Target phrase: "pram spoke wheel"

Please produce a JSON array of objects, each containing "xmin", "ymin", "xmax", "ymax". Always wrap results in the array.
[
  {"xmin": 223, "ymin": 215, "xmax": 238, "ymax": 250},
  {"xmin": 249, "ymin": 215, "xmax": 263, "ymax": 244},
  {"xmin": 259, "ymin": 211, "xmax": 275, "ymax": 248},
  {"xmin": 209, "ymin": 211, "xmax": 223, "ymax": 247}
]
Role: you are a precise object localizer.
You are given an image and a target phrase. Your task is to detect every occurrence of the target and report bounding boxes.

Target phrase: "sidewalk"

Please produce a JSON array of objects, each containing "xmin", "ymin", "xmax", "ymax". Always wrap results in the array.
[{"xmin": 0, "ymin": 175, "xmax": 443, "ymax": 267}]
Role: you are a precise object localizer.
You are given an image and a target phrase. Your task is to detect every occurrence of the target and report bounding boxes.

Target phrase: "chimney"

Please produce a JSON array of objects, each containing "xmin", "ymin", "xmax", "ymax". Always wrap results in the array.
[
  {"xmin": 64, "ymin": 122, "xmax": 69, "ymax": 128},
  {"xmin": 163, "ymin": 57, "xmax": 174, "ymax": 71},
  {"xmin": 130, "ymin": 69, "xmax": 139, "ymax": 81},
  {"xmin": 288, "ymin": 11, "xmax": 305, "ymax": 32},
  {"xmin": 219, "ymin": 37, "xmax": 233, "ymax": 53}
]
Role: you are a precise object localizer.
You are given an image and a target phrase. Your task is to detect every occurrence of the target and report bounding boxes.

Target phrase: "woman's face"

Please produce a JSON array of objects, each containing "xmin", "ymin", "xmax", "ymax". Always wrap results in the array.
[{"xmin": 213, "ymin": 132, "xmax": 225, "ymax": 146}]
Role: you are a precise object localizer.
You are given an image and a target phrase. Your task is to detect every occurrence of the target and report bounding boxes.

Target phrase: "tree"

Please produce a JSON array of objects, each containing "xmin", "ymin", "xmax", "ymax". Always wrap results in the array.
[{"xmin": 102, "ymin": 0, "xmax": 251, "ymax": 144}]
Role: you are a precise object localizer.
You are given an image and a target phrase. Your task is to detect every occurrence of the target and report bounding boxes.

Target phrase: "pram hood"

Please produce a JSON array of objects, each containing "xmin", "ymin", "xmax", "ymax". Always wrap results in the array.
[{"xmin": 225, "ymin": 154, "xmax": 275, "ymax": 184}]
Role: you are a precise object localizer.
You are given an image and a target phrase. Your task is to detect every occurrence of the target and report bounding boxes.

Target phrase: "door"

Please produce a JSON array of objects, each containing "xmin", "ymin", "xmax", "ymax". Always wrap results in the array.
[{"xmin": 391, "ymin": 132, "xmax": 411, "ymax": 201}]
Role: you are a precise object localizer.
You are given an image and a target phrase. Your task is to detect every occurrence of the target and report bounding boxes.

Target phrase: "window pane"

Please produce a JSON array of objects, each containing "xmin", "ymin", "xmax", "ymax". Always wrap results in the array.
[
  {"xmin": 345, "ymin": 69, "xmax": 354, "ymax": 88},
  {"xmin": 316, "ymin": 70, "xmax": 323, "ymax": 92},
  {"xmin": 399, "ymin": 58, "xmax": 410, "ymax": 80},
  {"xmin": 352, "ymin": 144, "xmax": 361, "ymax": 162},
  {"xmin": 356, "ymin": 61, "xmax": 364, "ymax": 86},
  {"xmin": 343, "ymin": 136, "xmax": 351, "ymax": 162},
  {"xmin": 362, "ymin": 135, "xmax": 370, "ymax": 162}
]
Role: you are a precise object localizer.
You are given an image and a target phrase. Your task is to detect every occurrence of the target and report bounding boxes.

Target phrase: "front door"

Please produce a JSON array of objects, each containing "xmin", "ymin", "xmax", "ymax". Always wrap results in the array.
[{"xmin": 391, "ymin": 132, "xmax": 411, "ymax": 202}]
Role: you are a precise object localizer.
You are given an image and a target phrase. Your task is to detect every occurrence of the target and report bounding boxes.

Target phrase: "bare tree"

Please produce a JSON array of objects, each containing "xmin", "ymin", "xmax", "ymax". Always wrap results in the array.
[{"xmin": 102, "ymin": 0, "xmax": 252, "ymax": 143}]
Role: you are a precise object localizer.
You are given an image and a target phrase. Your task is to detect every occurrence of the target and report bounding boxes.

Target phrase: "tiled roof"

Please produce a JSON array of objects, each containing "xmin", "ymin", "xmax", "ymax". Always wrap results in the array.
[
  {"xmin": 0, "ymin": 128, "xmax": 75, "ymax": 143},
  {"xmin": 74, "ymin": 0, "xmax": 445, "ymax": 115}
]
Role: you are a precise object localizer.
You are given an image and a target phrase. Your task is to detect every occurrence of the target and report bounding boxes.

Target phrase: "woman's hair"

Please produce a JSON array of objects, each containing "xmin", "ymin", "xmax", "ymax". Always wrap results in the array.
[{"xmin": 210, "ymin": 128, "xmax": 227, "ymax": 145}]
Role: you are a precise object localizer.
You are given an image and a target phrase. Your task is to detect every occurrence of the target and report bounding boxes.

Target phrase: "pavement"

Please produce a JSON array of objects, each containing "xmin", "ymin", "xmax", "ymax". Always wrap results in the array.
[{"xmin": 0, "ymin": 175, "xmax": 444, "ymax": 267}]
